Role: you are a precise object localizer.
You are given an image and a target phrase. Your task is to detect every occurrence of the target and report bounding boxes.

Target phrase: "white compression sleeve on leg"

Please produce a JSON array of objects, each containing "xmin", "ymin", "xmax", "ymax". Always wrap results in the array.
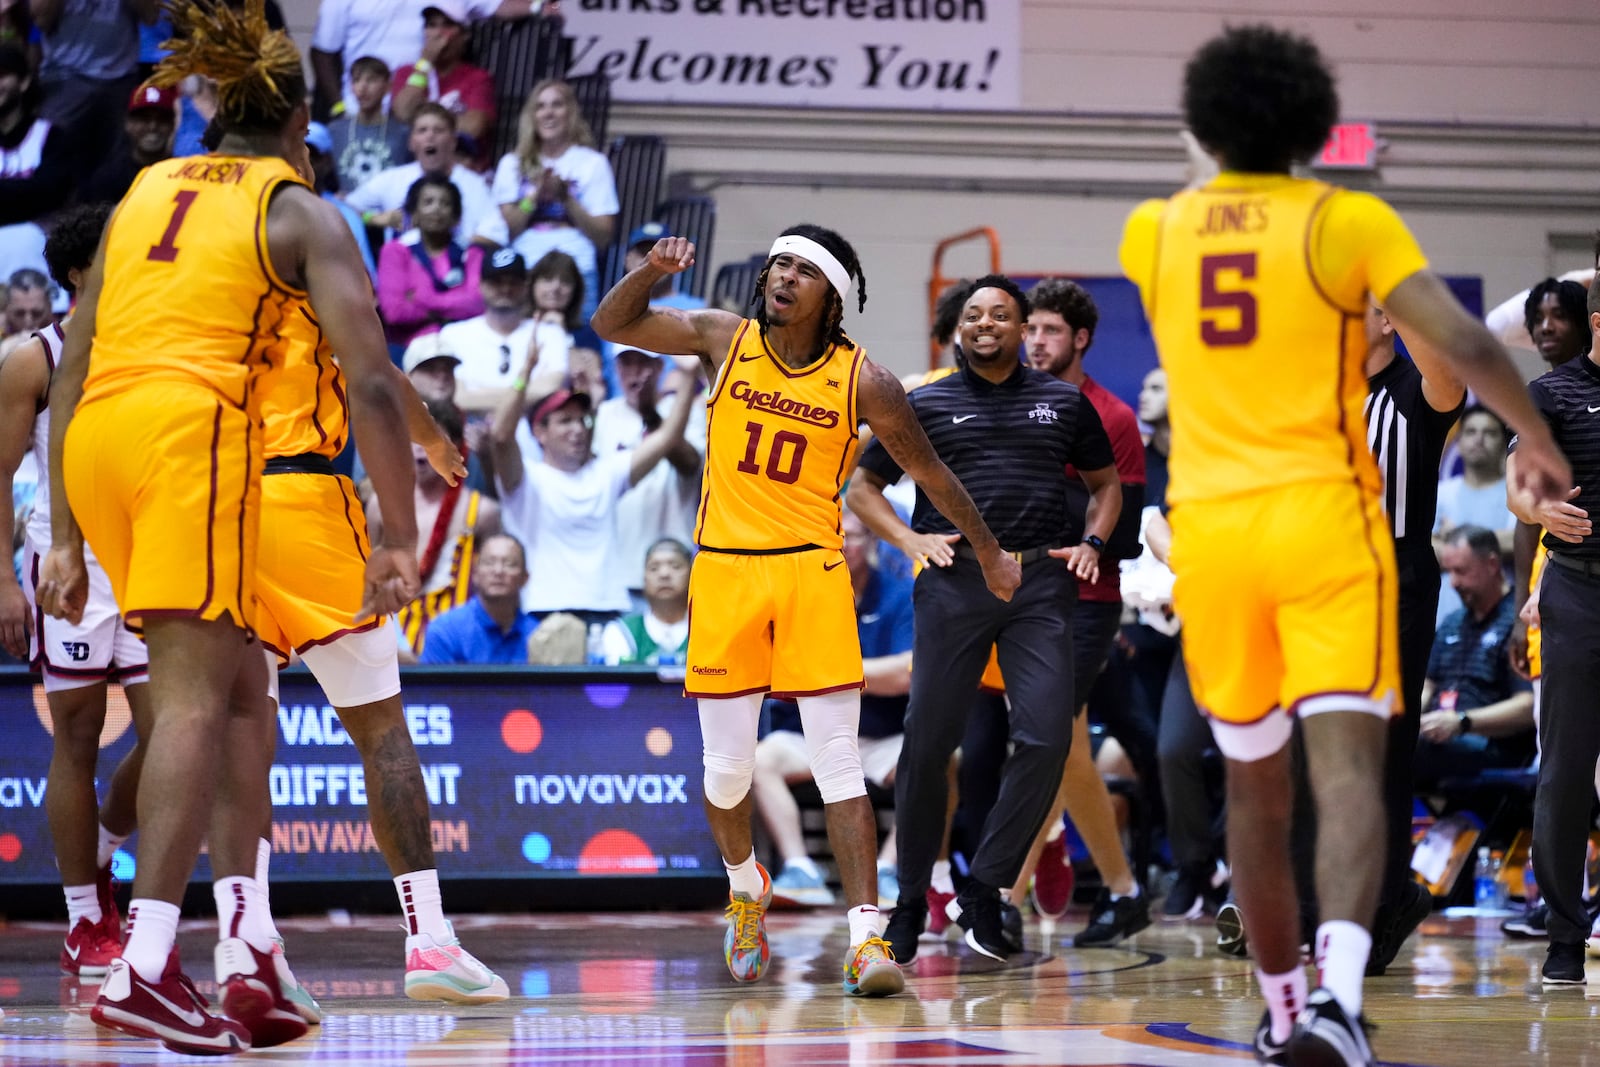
[
  {"xmin": 797, "ymin": 689, "xmax": 867, "ymax": 804},
  {"xmin": 699, "ymin": 694, "xmax": 764, "ymax": 809}
]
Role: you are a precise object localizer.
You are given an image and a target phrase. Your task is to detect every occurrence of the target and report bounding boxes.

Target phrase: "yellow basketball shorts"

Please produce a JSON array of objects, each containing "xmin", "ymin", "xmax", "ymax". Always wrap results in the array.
[
  {"xmin": 65, "ymin": 387, "xmax": 260, "ymax": 634},
  {"xmin": 255, "ymin": 470, "xmax": 378, "ymax": 661},
  {"xmin": 686, "ymin": 548, "xmax": 863, "ymax": 700},
  {"xmin": 1169, "ymin": 480, "xmax": 1400, "ymax": 725}
]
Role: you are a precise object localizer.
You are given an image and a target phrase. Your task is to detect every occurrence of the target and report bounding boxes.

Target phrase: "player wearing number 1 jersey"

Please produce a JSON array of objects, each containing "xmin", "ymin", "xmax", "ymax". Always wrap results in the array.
[
  {"xmin": 1119, "ymin": 26, "xmax": 1569, "ymax": 1067},
  {"xmin": 36, "ymin": 0, "xmax": 421, "ymax": 1054},
  {"xmin": 594, "ymin": 224, "xmax": 1019, "ymax": 999}
]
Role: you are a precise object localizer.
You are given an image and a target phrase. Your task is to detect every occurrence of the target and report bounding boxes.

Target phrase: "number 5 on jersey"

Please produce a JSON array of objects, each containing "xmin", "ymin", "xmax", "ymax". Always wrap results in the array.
[{"xmin": 1199, "ymin": 252, "xmax": 1258, "ymax": 346}]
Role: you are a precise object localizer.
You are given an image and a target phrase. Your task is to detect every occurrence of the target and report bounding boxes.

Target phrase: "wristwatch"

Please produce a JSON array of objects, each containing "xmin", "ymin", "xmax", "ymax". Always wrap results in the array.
[
  {"xmin": 1082, "ymin": 534, "xmax": 1105, "ymax": 553},
  {"xmin": 1458, "ymin": 713, "xmax": 1473, "ymax": 735}
]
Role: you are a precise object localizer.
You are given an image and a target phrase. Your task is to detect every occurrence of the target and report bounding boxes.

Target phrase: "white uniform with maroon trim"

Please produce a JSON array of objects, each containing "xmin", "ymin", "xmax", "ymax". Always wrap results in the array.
[{"xmin": 20, "ymin": 323, "xmax": 148, "ymax": 693}]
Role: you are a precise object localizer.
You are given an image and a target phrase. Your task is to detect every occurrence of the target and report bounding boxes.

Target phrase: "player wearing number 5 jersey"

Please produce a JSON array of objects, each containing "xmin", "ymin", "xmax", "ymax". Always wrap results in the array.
[
  {"xmin": 1119, "ymin": 25, "xmax": 1569, "ymax": 1067},
  {"xmin": 594, "ymin": 224, "xmax": 1019, "ymax": 1000}
]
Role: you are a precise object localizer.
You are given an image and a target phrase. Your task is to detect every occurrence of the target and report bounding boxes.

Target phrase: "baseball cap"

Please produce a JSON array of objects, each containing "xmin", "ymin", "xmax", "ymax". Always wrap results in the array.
[
  {"xmin": 127, "ymin": 83, "xmax": 178, "ymax": 115},
  {"xmin": 401, "ymin": 332, "xmax": 461, "ymax": 374},
  {"xmin": 422, "ymin": 0, "xmax": 470, "ymax": 24},
  {"xmin": 627, "ymin": 221, "xmax": 668, "ymax": 252},
  {"xmin": 614, "ymin": 346, "xmax": 663, "ymax": 363},
  {"xmin": 530, "ymin": 388, "xmax": 591, "ymax": 425},
  {"xmin": 482, "ymin": 247, "xmax": 527, "ymax": 280},
  {"xmin": 305, "ymin": 122, "xmax": 333, "ymax": 156}
]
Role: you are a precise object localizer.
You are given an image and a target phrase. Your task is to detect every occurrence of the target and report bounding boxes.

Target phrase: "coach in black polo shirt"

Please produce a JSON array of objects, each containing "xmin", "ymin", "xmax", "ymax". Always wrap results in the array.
[
  {"xmin": 1509, "ymin": 282, "xmax": 1600, "ymax": 985},
  {"xmin": 848, "ymin": 275, "xmax": 1120, "ymax": 960}
]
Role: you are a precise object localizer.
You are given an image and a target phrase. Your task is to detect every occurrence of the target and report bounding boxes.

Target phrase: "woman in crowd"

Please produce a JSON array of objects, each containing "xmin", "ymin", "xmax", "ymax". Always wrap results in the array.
[{"xmin": 377, "ymin": 175, "xmax": 485, "ymax": 354}]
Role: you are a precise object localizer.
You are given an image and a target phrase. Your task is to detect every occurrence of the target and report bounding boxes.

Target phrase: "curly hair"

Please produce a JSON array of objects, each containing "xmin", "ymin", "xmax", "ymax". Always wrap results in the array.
[
  {"xmin": 1524, "ymin": 277, "xmax": 1592, "ymax": 355},
  {"xmin": 403, "ymin": 175, "xmax": 463, "ymax": 222},
  {"xmin": 151, "ymin": 0, "xmax": 305, "ymax": 136},
  {"xmin": 961, "ymin": 274, "xmax": 1030, "ymax": 322},
  {"xmin": 43, "ymin": 204, "xmax": 114, "ymax": 295},
  {"xmin": 1027, "ymin": 277, "xmax": 1099, "ymax": 351},
  {"xmin": 1183, "ymin": 25, "xmax": 1337, "ymax": 173},
  {"xmin": 751, "ymin": 223, "xmax": 868, "ymax": 351}
]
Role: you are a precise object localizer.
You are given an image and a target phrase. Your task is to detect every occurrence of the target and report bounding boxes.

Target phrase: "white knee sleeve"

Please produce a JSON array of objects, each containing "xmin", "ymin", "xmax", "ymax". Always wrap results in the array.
[
  {"xmin": 798, "ymin": 690, "xmax": 867, "ymax": 804},
  {"xmin": 299, "ymin": 626, "xmax": 402, "ymax": 708},
  {"xmin": 699, "ymin": 695, "xmax": 763, "ymax": 809}
]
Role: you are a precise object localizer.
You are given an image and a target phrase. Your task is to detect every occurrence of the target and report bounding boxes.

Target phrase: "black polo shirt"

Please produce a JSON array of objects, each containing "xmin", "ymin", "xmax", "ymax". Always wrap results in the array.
[
  {"xmin": 1522, "ymin": 354, "xmax": 1600, "ymax": 562},
  {"xmin": 857, "ymin": 363, "xmax": 1114, "ymax": 548}
]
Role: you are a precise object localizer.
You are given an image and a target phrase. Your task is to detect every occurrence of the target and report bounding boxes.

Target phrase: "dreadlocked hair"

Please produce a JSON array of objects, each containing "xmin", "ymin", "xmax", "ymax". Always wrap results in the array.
[
  {"xmin": 751, "ymin": 223, "xmax": 868, "ymax": 351},
  {"xmin": 152, "ymin": 0, "xmax": 305, "ymax": 135}
]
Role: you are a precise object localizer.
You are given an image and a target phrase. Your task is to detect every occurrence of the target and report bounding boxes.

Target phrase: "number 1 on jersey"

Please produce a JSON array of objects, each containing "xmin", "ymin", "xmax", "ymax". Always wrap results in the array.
[
  {"xmin": 147, "ymin": 190, "xmax": 199, "ymax": 263},
  {"xmin": 1199, "ymin": 252, "xmax": 1258, "ymax": 346},
  {"xmin": 737, "ymin": 421, "xmax": 808, "ymax": 485}
]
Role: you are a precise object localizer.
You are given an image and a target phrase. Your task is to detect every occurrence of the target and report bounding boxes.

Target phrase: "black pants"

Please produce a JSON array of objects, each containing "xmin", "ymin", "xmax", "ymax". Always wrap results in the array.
[
  {"xmin": 1532, "ymin": 561, "xmax": 1600, "ymax": 945},
  {"xmin": 896, "ymin": 557, "xmax": 1077, "ymax": 902},
  {"xmin": 1157, "ymin": 647, "xmax": 1224, "ymax": 868}
]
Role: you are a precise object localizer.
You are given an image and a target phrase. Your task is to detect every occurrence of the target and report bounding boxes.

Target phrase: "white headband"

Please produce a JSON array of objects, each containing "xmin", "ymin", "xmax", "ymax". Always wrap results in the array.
[{"xmin": 768, "ymin": 235, "xmax": 852, "ymax": 304}]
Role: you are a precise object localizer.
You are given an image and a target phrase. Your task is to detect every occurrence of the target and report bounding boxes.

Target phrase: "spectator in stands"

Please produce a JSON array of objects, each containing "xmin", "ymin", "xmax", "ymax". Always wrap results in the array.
[
  {"xmin": 480, "ymin": 79, "xmax": 616, "ymax": 321},
  {"xmin": 376, "ymin": 174, "xmax": 486, "ymax": 351},
  {"xmin": 30, "ymin": 0, "xmax": 149, "ymax": 184},
  {"xmin": 600, "ymin": 537, "xmax": 691, "ymax": 665},
  {"xmin": 302, "ymin": 122, "xmax": 377, "ymax": 279},
  {"xmin": 417, "ymin": 533, "xmax": 537, "ymax": 664},
  {"xmin": 440, "ymin": 247, "xmax": 537, "ymax": 402},
  {"xmin": 78, "ymin": 82, "xmax": 175, "ymax": 205},
  {"xmin": 1, "ymin": 267, "xmax": 51, "ymax": 349},
  {"xmin": 0, "ymin": 42, "xmax": 73, "ymax": 290},
  {"xmin": 488, "ymin": 346, "xmax": 698, "ymax": 623},
  {"xmin": 1434, "ymin": 406, "xmax": 1515, "ymax": 624},
  {"xmin": 753, "ymin": 508, "xmax": 913, "ymax": 909},
  {"xmin": 592, "ymin": 346, "xmax": 704, "ymax": 602},
  {"xmin": 346, "ymin": 103, "xmax": 494, "ymax": 239},
  {"xmin": 529, "ymin": 248, "xmax": 606, "ymax": 400},
  {"xmin": 1415, "ymin": 524, "xmax": 1535, "ymax": 787},
  {"xmin": 401, "ymin": 331, "xmax": 462, "ymax": 403},
  {"xmin": 390, "ymin": 1, "xmax": 494, "ymax": 155},
  {"xmin": 326, "ymin": 56, "xmax": 411, "ymax": 194}
]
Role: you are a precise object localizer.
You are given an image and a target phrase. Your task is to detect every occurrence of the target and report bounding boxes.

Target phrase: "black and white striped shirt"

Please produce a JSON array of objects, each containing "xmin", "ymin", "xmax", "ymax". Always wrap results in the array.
[{"xmin": 1365, "ymin": 354, "xmax": 1462, "ymax": 550}]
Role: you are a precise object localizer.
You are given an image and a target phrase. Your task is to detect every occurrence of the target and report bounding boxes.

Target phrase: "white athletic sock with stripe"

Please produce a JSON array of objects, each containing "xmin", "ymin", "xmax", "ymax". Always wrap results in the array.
[
  {"xmin": 123, "ymin": 899, "xmax": 180, "ymax": 983},
  {"xmin": 1315, "ymin": 920, "xmax": 1371, "ymax": 1017},
  {"xmin": 1256, "ymin": 965, "xmax": 1306, "ymax": 1044},
  {"xmin": 96, "ymin": 825, "xmax": 127, "ymax": 870},
  {"xmin": 395, "ymin": 869, "xmax": 450, "ymax": 943},
  {"xmin": 214, "ymin": 876, "xmax": 273, "ymax": 952},
  {"xmin": 64, "ymin": 884, "xmax": 101, "ymax": 929},
  {"xmin": 255, "ymin": 838, "xmax": 282, "ymax": 942},
  {"xmin": 847, "ymin": 904, "xmax": 883, "ymax": 949}
]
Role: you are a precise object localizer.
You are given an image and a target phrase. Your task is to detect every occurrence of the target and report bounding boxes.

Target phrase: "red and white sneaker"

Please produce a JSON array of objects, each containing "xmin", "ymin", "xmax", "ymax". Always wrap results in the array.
[
  {"xmin": 215, "ymin": 936, "xmax": 309, "ymax": 1048},
  {"xmin": 1032, "ymin": 834, "xmax": 1074, "ymax": 920},
  {"xmin": 61, "ymin": 917, "xmax": 122, "ymax": 978},
  {"xmin": 924, "ymin": 887, "xmax": 956, "ymax": 939},
  {"xmin": 96, "ymin": 864, "xmax": 124, "ymax": 943},
  {"xmin": 91, "ymin": 956, "xmax": 249, "ymax": 1056}
]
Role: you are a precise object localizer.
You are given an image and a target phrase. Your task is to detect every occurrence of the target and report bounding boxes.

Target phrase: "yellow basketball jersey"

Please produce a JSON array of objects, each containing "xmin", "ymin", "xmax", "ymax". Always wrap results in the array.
[
  {"xmin": 1119, "ymin": 173, "xmax": 1428, "ymax": 506},
  {"xmin": 260, "ymin": 305, "xmax": 349, "ymax": 460},
  {"xmin": 696, "ymin": 320, "xmax": 866, "ymax": 552},
  {"xmin": 83, "ymin": 154, "xmax": 309, "ymax": 416}
]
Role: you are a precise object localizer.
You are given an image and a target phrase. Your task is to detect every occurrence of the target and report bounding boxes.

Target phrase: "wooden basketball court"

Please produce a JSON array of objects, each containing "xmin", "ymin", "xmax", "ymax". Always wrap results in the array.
[{"xmin": 0, "ymin": 904, "xmax": 1589, "ymax": 1065}]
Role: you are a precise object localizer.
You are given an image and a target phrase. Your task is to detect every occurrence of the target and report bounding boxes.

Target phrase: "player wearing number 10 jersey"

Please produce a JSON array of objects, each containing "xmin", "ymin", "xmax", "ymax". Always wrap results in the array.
[
  {"xmin": 1117, "ymin": 25, "xmax": 1569, "ymax": 1067},
  {"xmin": 594, "ymin": 223, "xmax": 1018, "ymax": 1001}
]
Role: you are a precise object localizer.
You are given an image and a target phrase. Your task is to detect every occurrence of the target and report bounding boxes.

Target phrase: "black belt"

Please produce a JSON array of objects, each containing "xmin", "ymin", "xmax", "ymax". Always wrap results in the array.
[
  {"xmin": 697, "ymin": 543, "xmax": 820, "ymax": 556},
  {"xmin": 953, "ymin": 543, "xmax": 1060, "ymax": 565},
  {"xmin": 264, "ymin": 453, "xmax": 336, "ymax": 476},
  {"xmin": 1546, "ymin": 551, "xmax": 1600, "ymax": 579}
]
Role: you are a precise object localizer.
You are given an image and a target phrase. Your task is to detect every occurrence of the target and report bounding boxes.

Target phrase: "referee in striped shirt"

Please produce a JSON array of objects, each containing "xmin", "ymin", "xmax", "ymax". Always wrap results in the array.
[{"xmin": 847, "ymin": 275, "xmax": 1121, "ymax": 960}]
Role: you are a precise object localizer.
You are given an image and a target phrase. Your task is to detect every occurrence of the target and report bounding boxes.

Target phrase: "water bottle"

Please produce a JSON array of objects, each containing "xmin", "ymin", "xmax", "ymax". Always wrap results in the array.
[
  {"xmin": 1523, "ymin": 858, "xmax": 1540, "ymax": 908},
  {"xmin": 585, "ymin": 623, "xmax": 605, "ymax": 666},
  {"xmin": 1473, "ymin": 845, "xmax": 1496, "ymax": 909},
  {"xmin": 1491, "ymin": 851, "xmax": 1509, "ymax": 910}
]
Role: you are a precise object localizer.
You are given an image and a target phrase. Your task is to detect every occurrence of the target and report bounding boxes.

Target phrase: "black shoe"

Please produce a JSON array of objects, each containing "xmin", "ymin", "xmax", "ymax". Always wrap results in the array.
[
  {"xmin": 946, "ymin": 888, "xmax": 1014, "ymax": 961},
  {"xmin": 1215, "ymin": 899, "xmax": 1250, "ymax": 958},
  {"xmin": 1000, "ymin": 900, "xmax": 1023, "ymax": 947},
  {"xmin": 1542, "ymin": 940, "xmax": 1587, "ymax": 986},
  {"xmin": 1252, "ymin": 1010, "xmax": 1288, "ymax": 1065},
  {"xmin": 1073, "ymin": 887, "xmax": 1152, "ymax": 947},
  {"xmin": 884, "ymin": 903, "xmax": 927, "ymax": 965},
  {"xmin": 1164, "ymin": 863, "xmax": 1221, "ymax": 921},
  {"xmin": 1366, "ymin": 880, "xmax": 1433, "ymax": 977},
  {"xmin": 1287, "ymin": 987, "xmax": 1374, "ymax": 1067},
  {"xmin": 1503, "ymin": 903, "xmax": 1549, "ymax": 939}
]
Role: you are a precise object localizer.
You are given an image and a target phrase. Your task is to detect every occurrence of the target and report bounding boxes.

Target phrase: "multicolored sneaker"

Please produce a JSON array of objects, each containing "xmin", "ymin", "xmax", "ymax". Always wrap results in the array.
[
  {"xmin": 271, "ymin": 936, "xmax": 323, "ymax": 1024},
  {"xmin": 61, "ymin": 916, "xmax": 122, "ymax": 978},
  {"xmin": 723, "ymin": 864, "xmax": 773, "ymax": 983},
  {"xmin": 842, "ymin": 936, "xmax": 905, "ymax": 997},
  {"xmin": 92, "ymin": 956, "xmax": 250, "ymax": 1056},
  {"xmin": 215, "ymin": 936, "xmax": 310, "ymax": 1048},
  {"xmin": 404, "ymin": 920, "xmax": 510, "ymax": 1003}
]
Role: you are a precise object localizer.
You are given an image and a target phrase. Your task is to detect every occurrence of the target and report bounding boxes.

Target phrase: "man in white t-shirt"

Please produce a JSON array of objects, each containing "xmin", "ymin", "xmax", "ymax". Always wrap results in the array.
[
  {"xmin": 344, "ymin": 104, "xmax": 493, "ymax": 239},
  {"xmin": 440, "ymin": 248, "xmax": 539, "ymax": 406},
  {"xmin": 1434, "ymin": 405, "xmax": 1515, "ymax": 624},
  {"xmin": 487, "ymin": 370, "xmax": 697, "ymax": 620},
  {"xmin": 592, "ymin": 346, "xmax": 705, "ymax": 600}
]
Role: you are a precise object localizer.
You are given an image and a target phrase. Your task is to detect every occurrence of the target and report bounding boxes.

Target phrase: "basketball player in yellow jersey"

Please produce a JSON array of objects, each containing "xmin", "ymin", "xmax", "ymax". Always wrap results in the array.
[
  {"xmin": 1119, "ymin": 25, "xmax": 1568, "ymax": 1066},
  {"xmin": 594, "ymin": 224, "xmax": 1019, "ymax": 998},
  {"xmin": 36, "ymin": 0, "xmax": 421, "ymax": 1054}
]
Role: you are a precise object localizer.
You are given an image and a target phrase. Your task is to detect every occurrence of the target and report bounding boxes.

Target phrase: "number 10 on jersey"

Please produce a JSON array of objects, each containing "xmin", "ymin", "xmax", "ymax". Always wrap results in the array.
[{"xmin": 737, "ymin": 421, "xmax": 808, "ymax": 485}]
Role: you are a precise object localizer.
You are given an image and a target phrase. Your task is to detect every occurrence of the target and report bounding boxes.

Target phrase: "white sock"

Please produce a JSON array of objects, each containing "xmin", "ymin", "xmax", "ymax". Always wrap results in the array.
[
  {"xmin": 123, "ymin": 899, "xmax": 181, "ymax": 983},
  {"xmin": 213, "ymin": 876, "xmax": 273, "ymax": 952},
  {"xmin": 96, "ymin": 825, "xmax": 127, "ymax": 870},
  {"xmin": 395, "ymin": 869, "xmax": 451, "ymax": 943},
  {"xmin": 725, "ymin": 851, "xmax": 766, "ymax": 900},
  {"xmin": 254, "ymin": 839, "xmax": 281, "ymax": 942},
  {"xmin": 1044, "ymin": 814, "xmax": 1065, "ymax": 844},
  {"xmin": 785, "ymin": 856, "xmax": 821, "ymax": 879},
  {"xmin": 1256, "ymin": 964, "xmax": 1308, "ymax": 1044},
  {"xmin": 1315, "ymin": 920, "xmax": 1371, "ymax": 1017},
  {"xmin": 1111, "ymin": 882, "xmax": 1141, "ymax": 902},
  {"xmin": 64, "ymin": 884, "xmax": 101, "ymax": 929},
  {"xmin": 931, "ymin": 860, "xmax": 955, "ymax": 895},
  {"xmin": 847, "ymin": 904, "xmax": 883, "ymax": 948}
]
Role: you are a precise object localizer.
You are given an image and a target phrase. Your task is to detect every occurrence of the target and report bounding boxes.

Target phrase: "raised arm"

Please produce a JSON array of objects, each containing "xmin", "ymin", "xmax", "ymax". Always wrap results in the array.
[
  {"xmin": 627, "ymin": 362, "xmax": 699, "ymax": 486},
  {"xmin": 487, "ymin": 334, "xmax": 541, "ymax": 496},
  {"xmin": 853, "ymin": 360, "xmax": 1019, "ymax": 601},
  {"xmin": 0, "ymin": 339, "xmax": 46, "ymax": 654},
  {"xmin": 590, "ymin": 237, "xmax": 740, "ymax": 378}
]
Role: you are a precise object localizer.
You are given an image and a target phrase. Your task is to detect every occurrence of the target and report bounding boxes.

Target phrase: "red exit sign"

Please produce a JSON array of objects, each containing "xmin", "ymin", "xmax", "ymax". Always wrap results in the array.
[{"xmin": 1316, "ymin": 123, "xmax": 1380, "ymax": 169}]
